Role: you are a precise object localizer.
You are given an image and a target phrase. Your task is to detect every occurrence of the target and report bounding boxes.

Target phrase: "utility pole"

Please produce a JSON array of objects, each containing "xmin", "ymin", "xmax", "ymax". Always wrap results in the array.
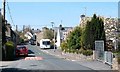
[
  {"xmin": 61, "ymin": 20, "xmax": 62, "ymax": 25},
  {"xmin": 2, "ymin": 0, "xmax": 6, "ymax": 45},
  {"xmin": 16, "ymin": 25, "xmax": 18, "ymax": 32},
  {"xmin": 2, "ymin": 0, "xmax": 5, "ymax": 21},
  {"xmin": 2, "ymin": 0, "xmax": 6, "ymax": 60},
  {"xmin": 23, "ymin": 25, "xmax": 25, "ymax": 32},
  {"xmin": 23, "ymin": 25, "xmax": 25, "ymax": 39},
  {"xmin": 28, "ymin": 25, "xmax": 30, "ymax": 31},
  {"xmin": 51, "ymin": 21, "xmax": 55, "ymax": 52},
  {"xmin": 84, "ymin": 7, "xmax": 87, "ymax": 16}
]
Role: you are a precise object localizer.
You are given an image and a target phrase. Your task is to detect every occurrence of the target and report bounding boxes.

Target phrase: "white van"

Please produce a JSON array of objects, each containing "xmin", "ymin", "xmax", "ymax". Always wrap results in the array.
[{"xmin": 39, "ymin": 39, "xmax": 51, "ymax": 49}]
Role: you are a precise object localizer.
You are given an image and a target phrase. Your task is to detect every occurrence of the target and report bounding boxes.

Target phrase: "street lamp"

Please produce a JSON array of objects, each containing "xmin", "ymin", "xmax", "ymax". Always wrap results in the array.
[{"xmin": 51, "ymin": 21, "xmax": 55, "ymax": 52}]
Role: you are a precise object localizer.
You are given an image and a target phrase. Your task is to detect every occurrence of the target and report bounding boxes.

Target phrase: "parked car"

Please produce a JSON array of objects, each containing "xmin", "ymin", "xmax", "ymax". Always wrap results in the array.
[
  {"xmin": 16, "ymin": 45, "xmax": 28, "ymax": 57},
  {"xmin": 30, "ymin": 39, "xmax": 36, "ymax": 45}
]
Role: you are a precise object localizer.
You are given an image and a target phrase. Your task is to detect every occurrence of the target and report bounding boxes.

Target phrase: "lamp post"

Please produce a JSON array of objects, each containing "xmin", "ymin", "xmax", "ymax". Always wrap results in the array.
[{"xmin": 51, "ymin": 21, "xmax": 55, "ymax": 52}]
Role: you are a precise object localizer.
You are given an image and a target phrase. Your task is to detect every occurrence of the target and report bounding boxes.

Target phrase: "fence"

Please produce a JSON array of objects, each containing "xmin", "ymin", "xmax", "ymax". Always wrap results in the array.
[
  {"xmin": 95, "ymin": 50, "xmax": 104, "ymax": 62},
  {"xmin": 104, "ymin": 51, "xmax": 113, "ymax": 65},
  {"xmin": 95, "ymin": 40, "xmax": 105, "ymax": 62},
  {"xmin": 94, "ymin": 50, "xmax": 113, "ymax": 66}
]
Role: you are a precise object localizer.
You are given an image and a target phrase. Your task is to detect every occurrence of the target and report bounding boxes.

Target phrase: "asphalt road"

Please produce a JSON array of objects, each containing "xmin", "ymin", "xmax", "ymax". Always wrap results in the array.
[{"xmin": 1, "ymin": 44, "xmax": 96, "ymax": 72}]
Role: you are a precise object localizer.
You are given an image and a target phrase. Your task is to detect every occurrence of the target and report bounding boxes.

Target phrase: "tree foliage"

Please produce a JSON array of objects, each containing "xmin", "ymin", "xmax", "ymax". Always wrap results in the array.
[
  {"xmin": 43, "ymin": 28, "xmax": 54, "ymax": 40},
  {"xmin": 67, "ymin": 26, "xmax": 82, "ymax": 50},
  {"xmin": 82, "ymin": 14, "xmax": 106, "ymax": 50},
  {"xmin": 60, "ymin": 41, "xmax": 68, "ymax": 51},
  {"xmin": 5, "ymin": 41, "xmax": 14, "ymax": 60}
]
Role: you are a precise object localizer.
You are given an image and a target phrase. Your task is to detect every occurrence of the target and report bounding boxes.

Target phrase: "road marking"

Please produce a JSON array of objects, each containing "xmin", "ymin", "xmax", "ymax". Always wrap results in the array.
[
  {"xmin": 71, "ymin": 60, "xmax": 76, "ymax": 61},
  {"xmin": 24, "ymin": 57, "xmax": 43, "ymax": 60}
]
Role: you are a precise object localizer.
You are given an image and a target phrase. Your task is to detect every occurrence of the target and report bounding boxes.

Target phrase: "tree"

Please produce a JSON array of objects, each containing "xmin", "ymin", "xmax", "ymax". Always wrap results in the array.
[
  {"xmin": 43, "ymin": 28, "xmax": 54, "ymax": 40},
  {"xmin": 67, "ymin": 26, "xmax": 82, "ymax": 50},
  {"xmin": 81, "ymin": 21, "xmax": 92, "ymax": 49},
  {"xmin": 82, "ymin": 14, "xmax": 106, "ymax": 50}
]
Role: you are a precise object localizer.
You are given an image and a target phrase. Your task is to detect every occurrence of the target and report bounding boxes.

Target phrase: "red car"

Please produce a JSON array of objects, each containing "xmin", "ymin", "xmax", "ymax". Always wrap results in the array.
[{"xmin": 16, "ymin": 45, "xmax": 28, "ymax": 57}]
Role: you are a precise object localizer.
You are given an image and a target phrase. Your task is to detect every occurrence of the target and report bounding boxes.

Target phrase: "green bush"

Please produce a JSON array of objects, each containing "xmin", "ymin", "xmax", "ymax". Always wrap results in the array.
[
  {"xmin": 78, "ymin": 48, "xmax": 85, "ymax": 54},
  {"xmin": 19, "ymin": 38, "xmax": 24, "ymax": 43},
  {"xmin": 72, "ymin": 49, "xmax": 76, "ymax": 53},
  {"xmin": 5, "ymin": 41, "xmax": 14, "ymax": 60},
  {"xmin": 76, "ymin": 50, "xmax": 79, "ymax": 54},
  {"xmin": 113, "ymin": 50, "xmax": 120, "ymax": 55},
  {"xmin": 68, "ymin": 49, "xmax": 75, "ymax": 53},
  {"xmin": 82, "ymin": 49, "xmax": 93, "ymax": 56},
  {"xmin": 60, "ymin": 41, "xmax": 68, "ymax": 51},
  {"xmin": 118, "ymin": 57, "xmax": 120, "ymax": 64},
  {"xmin": 67, "ymin": 49, "xmax": 70, "ymax": 53}
]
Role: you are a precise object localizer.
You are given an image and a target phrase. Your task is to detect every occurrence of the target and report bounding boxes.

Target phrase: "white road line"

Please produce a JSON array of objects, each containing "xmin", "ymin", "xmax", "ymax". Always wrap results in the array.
[
  {"xmin": 24, "ymin": 57, "xmax": 43, "ymax": 60},
  {"xmin": 71, "ymin": 60, "xmax": 76, "ymax": 61}
]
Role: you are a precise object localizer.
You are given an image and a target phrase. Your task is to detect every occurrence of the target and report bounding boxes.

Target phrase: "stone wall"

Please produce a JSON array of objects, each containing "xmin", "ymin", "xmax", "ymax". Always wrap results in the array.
[
  {"xmin": 62, "ymin": 52, "xmax": 93, "ymax": 61},
  {"xmin": 118, "ymin": 65, "xmax": 120, "ymax": 72},
  {"xmin": 112, "ymin": 54, "xmax": 120, "ymax": 72},
  {"xmin": 112, "ymin": 57, "xmax": 119, "ymax": 70}
]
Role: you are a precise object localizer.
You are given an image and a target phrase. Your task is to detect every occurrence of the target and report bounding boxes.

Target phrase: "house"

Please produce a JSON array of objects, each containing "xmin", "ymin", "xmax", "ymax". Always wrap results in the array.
[
  {"xmin": 54, "ymin": 25, "xmax": 73, "ymax": 48},
  {"xmin": 104, "ymin": 17, "xmax": 119, "ymax": 50},
  {"xmin": 5, "ymin": 23, "xmax": 11, "ymax": 41},
  {"xmin": 31, "ymin": 29, "xmax": 41, "ymax": 34},
  {"xmin": 80, "ymin": 14, "xmax": 91, "ymax": 28},
  {"xmin": 5, "ymin": 23, "xmax": 20, "ymax": 44},
  {"xmin": 0, "ymin": 10, "xmax": 2, "ymax": 43}
]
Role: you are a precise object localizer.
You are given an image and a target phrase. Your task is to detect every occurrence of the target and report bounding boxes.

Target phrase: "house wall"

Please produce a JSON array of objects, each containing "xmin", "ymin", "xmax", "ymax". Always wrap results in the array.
[
  {"xmin": 6, "ymin": 24, "xmax": 11, "ymax": 37},
  {"xmin": 0, "ymin": 10, "xmax": 2, "ymax": 61}
]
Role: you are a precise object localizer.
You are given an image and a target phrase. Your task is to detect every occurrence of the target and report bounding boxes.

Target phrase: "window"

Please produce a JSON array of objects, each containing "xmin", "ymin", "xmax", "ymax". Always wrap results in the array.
[{"xmin": 42, "ymin": 41, "xmax": 50, "ymax": 45}]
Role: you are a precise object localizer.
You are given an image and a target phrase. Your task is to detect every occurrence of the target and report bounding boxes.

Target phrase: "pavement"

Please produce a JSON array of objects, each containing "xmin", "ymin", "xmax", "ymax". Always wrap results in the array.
[
  {"xmin": 0, "ymin": 61, "xmax": 13, "ymax": 68},
  {"xmin": 40, "ymin": 48, "xmax": 112, "ymax": 70}
]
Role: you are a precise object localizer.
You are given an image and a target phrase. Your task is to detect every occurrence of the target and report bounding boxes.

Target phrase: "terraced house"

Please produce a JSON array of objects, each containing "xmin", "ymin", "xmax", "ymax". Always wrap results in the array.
[{"xmin": 104, "ymin": 17, "xmax": 120, "ymax": 50}]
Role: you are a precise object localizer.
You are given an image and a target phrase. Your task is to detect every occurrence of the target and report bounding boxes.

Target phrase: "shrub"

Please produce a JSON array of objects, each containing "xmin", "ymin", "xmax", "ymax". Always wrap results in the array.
[
  {"xmin": 118, "ymin": 57, "xmax": 120, "ymax": 64},
  {"xmin": 67, "ymin": 49, "xmax": 71, "ymax": 53},
  {"xmin": 76, "ymin": 49, "xmax": 79, "ymax": 54},
  {"xmin": 60, "ymin": 41, "xmax": 68, "ymax": 51},
  {"xmin": 78, "ymin": 48, "xmax": 85, "ymax": 54},
  {"xmin": 82, "ymin": 49, "xmax": 93, "ymax": 56},
  {"xmin": 116, "ymin": 51, "xmax": 120, "ymax": 64},
  {"xmin": 19, "ymin": 38, "xmax": 24, "ymax": 43},
  {"xmin": 70, "ymin": 49, "xmax": 76, "ymax": 53},
  {"xmin": 5, "ymin": 41, "xmax": 14, "ymax": 60},
  {"xmin": 112, "ymin": 50, "xmax": 120, "ymax": 55}
]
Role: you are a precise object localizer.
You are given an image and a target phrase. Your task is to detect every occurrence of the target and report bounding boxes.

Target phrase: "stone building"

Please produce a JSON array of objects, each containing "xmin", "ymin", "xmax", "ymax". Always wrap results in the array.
[
  {"xmin": 104, "ymin": 17, "xmax": 119, "ymax": 50},
  {"xmin": 80, "ymin": 14, "xmax": 91, "ymax": 28}
]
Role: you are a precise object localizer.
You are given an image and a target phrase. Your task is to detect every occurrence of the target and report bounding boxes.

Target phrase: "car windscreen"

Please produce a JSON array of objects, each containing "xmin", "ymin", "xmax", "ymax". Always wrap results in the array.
[
  {"xmin": 17, "ymin": 46, "xmax": 26, "ymax": 50},
  {"xmin": 42, "ymin": 41, "xmax": 50, "ymax": 45}
]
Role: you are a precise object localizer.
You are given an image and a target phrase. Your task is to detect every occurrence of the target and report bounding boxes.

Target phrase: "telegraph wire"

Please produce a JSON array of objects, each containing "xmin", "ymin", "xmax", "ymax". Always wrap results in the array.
[{"xmin": 6, "ymin": 1, "xmax": 15, "ymax": 26}]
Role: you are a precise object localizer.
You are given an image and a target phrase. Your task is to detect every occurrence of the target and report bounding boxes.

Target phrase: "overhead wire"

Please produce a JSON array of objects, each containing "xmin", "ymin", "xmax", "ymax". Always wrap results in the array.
[
  {"xmin": 6, "ymin": 1, "xmax": 15, "ymax": 26},
  {"xmin": 6, "ymin": 1, "xmax": 56, "ymax": 29}
]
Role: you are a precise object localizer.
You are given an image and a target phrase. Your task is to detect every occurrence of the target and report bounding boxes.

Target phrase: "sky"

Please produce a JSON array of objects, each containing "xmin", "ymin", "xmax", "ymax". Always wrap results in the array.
[{"xmin": 0, "ymin": 2, "xmax": 118, "ymax": 31}]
